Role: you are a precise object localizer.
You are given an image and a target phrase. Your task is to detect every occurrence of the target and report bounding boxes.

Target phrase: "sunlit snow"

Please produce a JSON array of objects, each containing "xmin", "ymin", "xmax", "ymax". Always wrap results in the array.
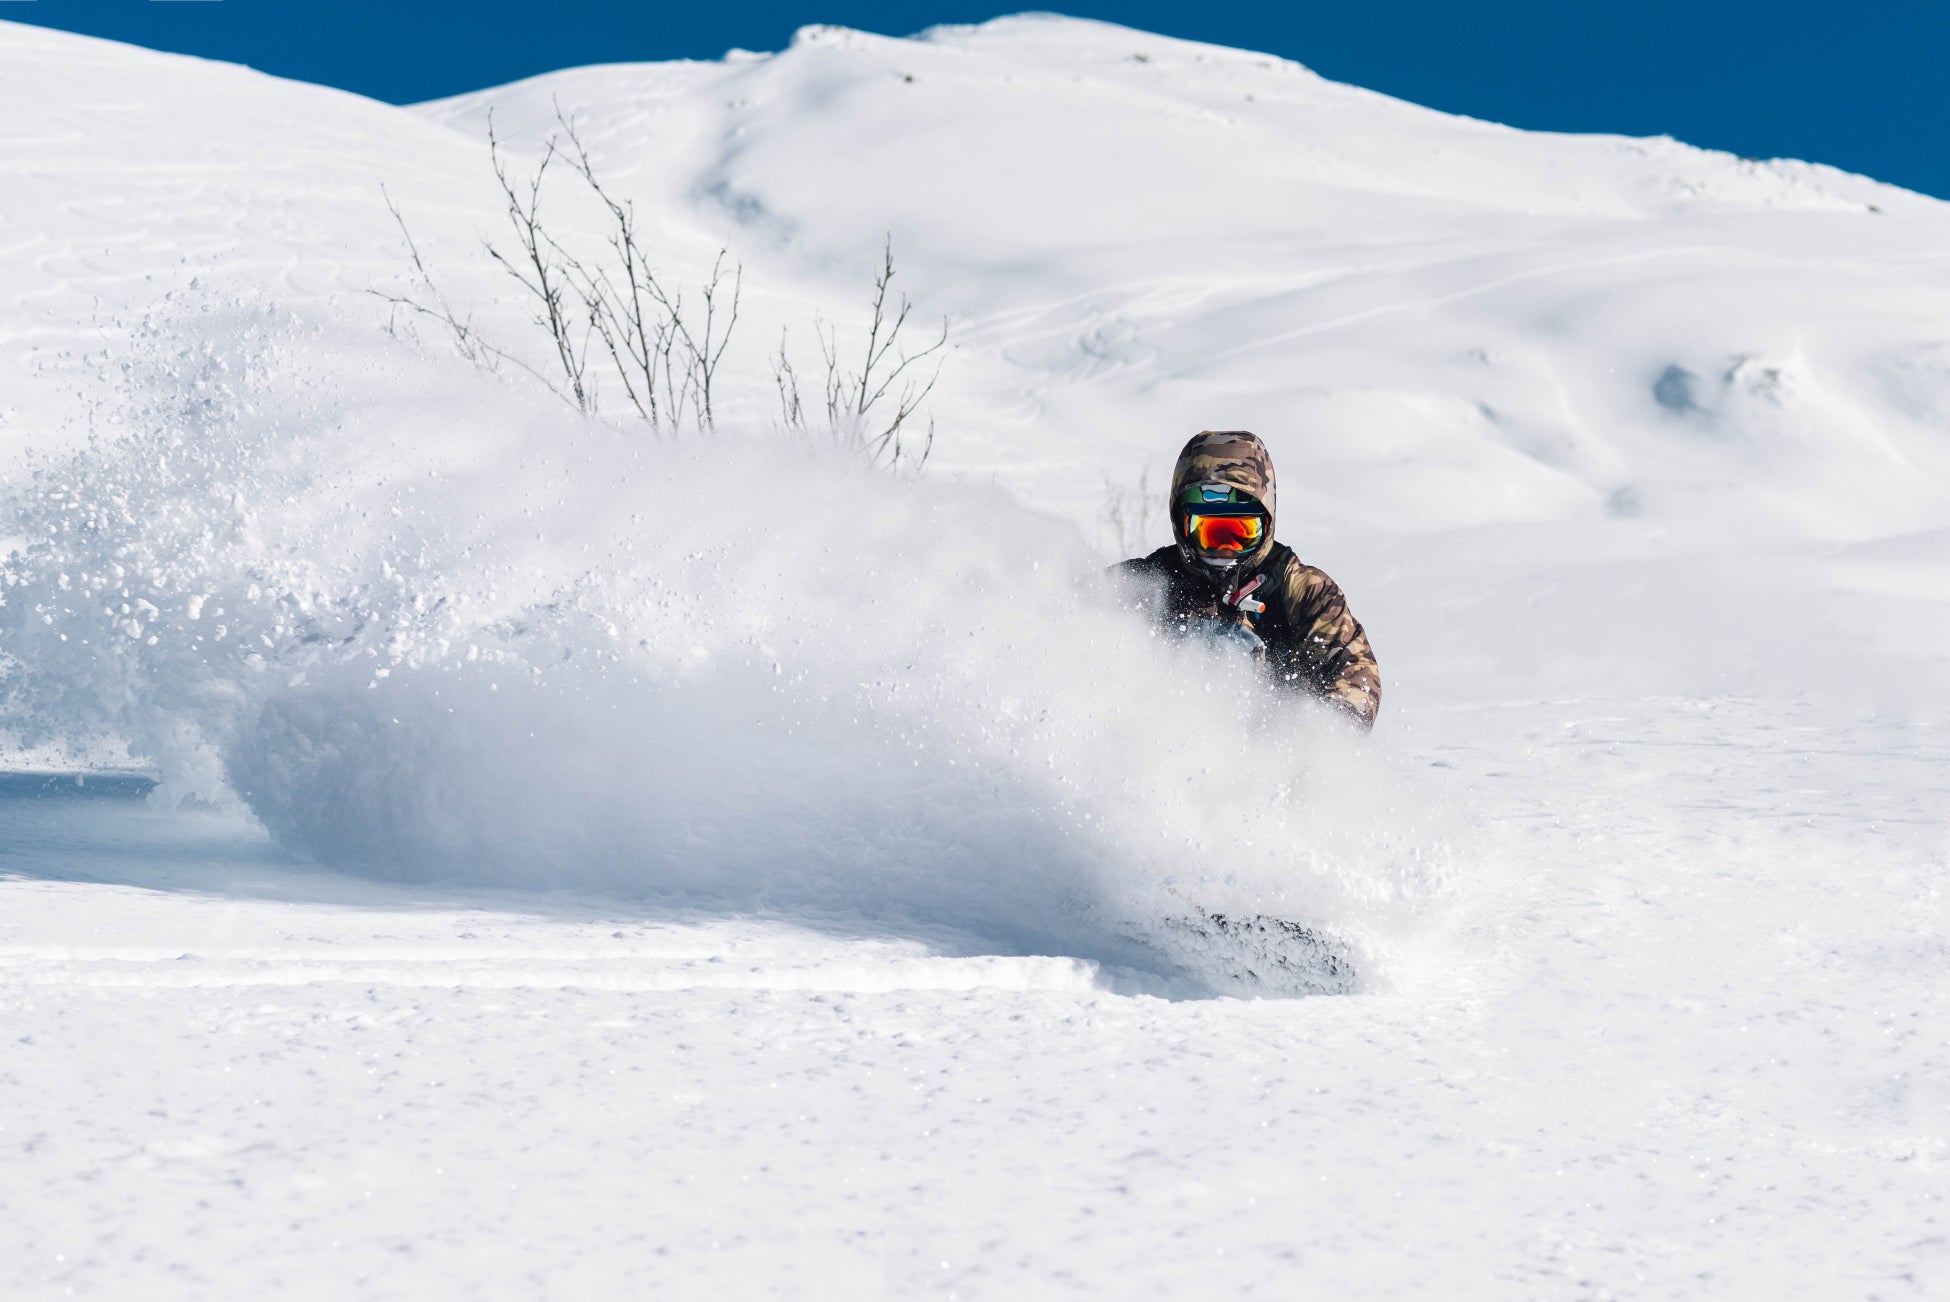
[{"xmin": 1, "ymin": 14, "xmax": 1946, "ymax": 1299}]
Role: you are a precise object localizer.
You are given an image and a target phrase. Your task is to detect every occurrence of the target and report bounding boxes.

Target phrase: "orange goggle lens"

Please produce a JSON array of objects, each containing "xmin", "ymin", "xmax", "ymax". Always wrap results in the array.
[{"xmin": 1184, "ymin": 512, "xmax": 1265, "ymax": 555}]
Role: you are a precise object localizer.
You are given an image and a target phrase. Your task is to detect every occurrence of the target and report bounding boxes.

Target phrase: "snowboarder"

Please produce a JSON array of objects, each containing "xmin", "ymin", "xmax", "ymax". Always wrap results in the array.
[{"xmin": 1116, "ymin": 430, "xmax": 1381, "ymax": 729}]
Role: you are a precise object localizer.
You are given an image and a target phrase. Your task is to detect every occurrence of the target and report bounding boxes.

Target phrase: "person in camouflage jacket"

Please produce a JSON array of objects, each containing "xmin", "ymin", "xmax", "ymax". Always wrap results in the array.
[{"xmin": 1115, "ymin": 430, "xmax": 1382, "ymax": 729}]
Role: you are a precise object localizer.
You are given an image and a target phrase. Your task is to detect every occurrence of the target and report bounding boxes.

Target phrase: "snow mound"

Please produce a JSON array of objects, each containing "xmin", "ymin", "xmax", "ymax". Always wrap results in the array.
[{"xmin": 0, "ymin": 301, "xmax": 1462, "ymax": 995}]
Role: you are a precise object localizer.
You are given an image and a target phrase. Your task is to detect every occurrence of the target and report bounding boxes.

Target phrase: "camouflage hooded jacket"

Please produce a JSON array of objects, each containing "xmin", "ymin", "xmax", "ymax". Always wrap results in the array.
[{"xmin": 1115, "ymin": 430, "xmax": 1382, "ymax": 729}]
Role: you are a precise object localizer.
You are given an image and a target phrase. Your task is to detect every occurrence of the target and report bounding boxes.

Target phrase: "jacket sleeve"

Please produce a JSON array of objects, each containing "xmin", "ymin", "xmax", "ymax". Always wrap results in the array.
[{"xmin": 1265, "ymin": 563, "xmax": 1382, "ymax": 729}]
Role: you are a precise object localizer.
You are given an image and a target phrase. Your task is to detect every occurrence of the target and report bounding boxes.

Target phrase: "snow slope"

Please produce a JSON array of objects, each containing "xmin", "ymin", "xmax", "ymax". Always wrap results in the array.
[{"xmin": 1, "ymin": 14, "xmax": 1947, "ymax": 1299}]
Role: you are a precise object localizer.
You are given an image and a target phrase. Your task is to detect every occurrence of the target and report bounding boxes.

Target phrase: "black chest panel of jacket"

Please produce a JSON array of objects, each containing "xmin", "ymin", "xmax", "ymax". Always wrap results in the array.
[{"xmin": 1113, "ymin": 542, "xmax": 1382, "ymax": 728}]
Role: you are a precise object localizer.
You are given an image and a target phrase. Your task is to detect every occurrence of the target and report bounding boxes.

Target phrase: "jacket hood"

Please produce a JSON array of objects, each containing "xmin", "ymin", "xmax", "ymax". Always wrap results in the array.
[{"xmin": 1169, "ymin": 430, "xmax": 1278, "ymax": 572}]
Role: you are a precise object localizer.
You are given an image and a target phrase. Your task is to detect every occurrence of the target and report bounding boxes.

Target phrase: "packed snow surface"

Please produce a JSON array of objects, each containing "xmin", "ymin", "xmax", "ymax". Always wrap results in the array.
[{"xmin": 2, "ymin": 13, "xmax": 1947, "ymax": 1299}]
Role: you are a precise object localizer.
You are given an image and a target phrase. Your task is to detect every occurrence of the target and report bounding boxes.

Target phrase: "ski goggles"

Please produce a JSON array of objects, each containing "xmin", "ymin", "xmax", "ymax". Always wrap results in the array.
[{"xmin": 1182, "ymin": 511, "xmax": 1265, "ymax": 555}]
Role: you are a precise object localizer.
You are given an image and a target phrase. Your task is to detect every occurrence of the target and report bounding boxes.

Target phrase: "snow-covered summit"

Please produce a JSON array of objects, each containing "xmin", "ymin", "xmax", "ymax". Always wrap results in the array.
[
  {"xmin": 426, "ymin": 13, "xmax": 1919, "ymax": 233},
  {"xmin": 9, "ymin": 13, "xmax": 1950, "ymax": 552}
]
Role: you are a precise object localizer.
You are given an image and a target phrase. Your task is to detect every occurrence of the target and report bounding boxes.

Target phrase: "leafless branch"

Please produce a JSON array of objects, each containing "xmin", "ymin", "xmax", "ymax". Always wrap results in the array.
[
  {"xmin": 378, "ymin": 121, "xmax": 941, "ymax": 468},
  {"xmin": 550, "ymin": 105, "xmax": 741, "ymax": 431},
  {"xmin": 783, "ymin": 236, "xmax": 947, "ymax": 470},
  {"xmin": 1103, "ymin": 465, "xmax": 1161, "ymax": 556},
  {"xmin": 370, "ymin": 183, "xmax": 574, "ymax": 404},
  {"xmin": 486, "ymin": 114, "xmax": 590, "ymax": 412},
  {"xmin": 773, "ymin": 326, "xmax": 806, "ymax": 432}
]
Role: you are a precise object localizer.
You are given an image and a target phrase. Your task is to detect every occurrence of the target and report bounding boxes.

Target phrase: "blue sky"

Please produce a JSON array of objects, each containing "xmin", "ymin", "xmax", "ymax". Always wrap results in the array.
[{"xmin": 10, "ymin": 0, "xmax": 1946, "ymax": 199}]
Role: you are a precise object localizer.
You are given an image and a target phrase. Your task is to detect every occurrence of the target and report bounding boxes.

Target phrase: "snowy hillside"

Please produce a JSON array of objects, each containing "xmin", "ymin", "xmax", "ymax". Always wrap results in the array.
[{"xmin": 1, "ymin": 14, "xmax": 1947, "ymax": 1299}]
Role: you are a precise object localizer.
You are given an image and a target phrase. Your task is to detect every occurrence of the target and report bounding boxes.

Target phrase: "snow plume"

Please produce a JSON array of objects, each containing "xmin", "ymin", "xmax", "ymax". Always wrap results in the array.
[{"xmin": 0, "ymin": 304, "xmax": 1464, "ymax": 995}]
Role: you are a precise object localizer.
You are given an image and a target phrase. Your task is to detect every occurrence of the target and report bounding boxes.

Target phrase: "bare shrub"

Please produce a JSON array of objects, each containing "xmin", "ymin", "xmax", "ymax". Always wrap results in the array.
[
  {"xmin": 549, "ymin": 116, "xmax": 739, "ymax": 431},
  {"xmin": 1104, "ymin": 465, "xmax": 1164, "ymax": 557},
  {"xmin": 483, "ymin": 117, "xmax": 595, "ymax": 412},
  {"xmin": 376, "ymin": 186, "xmax": 546, "ymax": 388},
  {"xmin": 378, "ymin": 111, "xmax": 948, "ymax": 464},
  {"xmin": 377, "ymin": 108, "xmax": 747, "ymax": 435},
  {"xmin": 771, "ymin": 237, "xmax": 948, "ymax": 472}
]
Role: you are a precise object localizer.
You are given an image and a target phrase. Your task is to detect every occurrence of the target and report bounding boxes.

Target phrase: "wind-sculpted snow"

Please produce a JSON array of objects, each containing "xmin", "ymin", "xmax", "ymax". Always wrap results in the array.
[{"xmin": 0, "ymin": 306, "xmax": 1461, "ymax": 995}]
